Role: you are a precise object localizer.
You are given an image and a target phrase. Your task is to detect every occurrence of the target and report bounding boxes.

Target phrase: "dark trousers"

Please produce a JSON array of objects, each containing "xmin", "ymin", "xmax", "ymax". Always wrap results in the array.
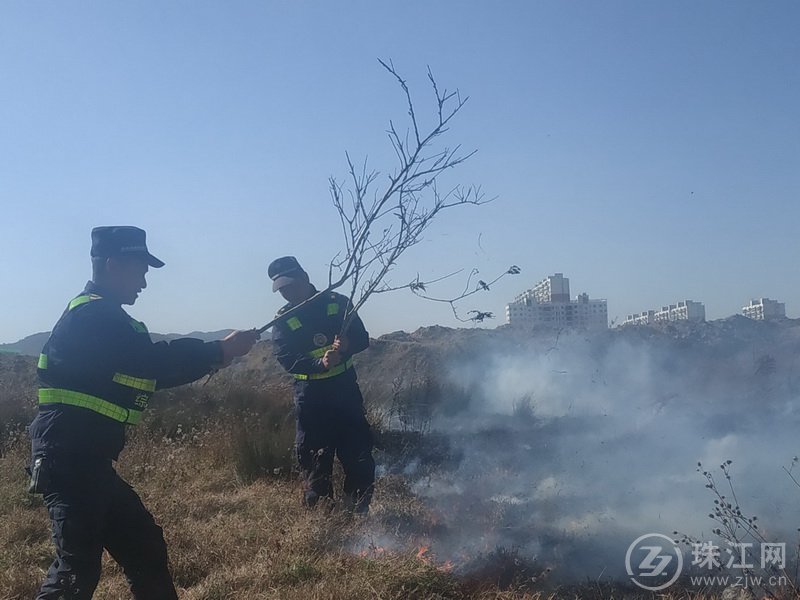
[
  {"xmin": 295, "ymin": 376, "xmax": 375, "ymax": 512},
  {"xmin": 34, "ymin": 454, "xmax": 177, "ymax": 600}
]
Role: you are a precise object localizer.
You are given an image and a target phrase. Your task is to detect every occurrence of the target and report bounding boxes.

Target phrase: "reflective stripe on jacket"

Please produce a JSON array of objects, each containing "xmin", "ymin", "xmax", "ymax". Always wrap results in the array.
[
  {"xmin": 30, "ymin": 281, "xmax": 223, "ymax": 460},
  {"xmin": 271, "ymin": 288, "xmax": 369, "ymax": 382},
  {"xmin": 37, "ymin": 293, "xmax": 156, "ymax": 425}
]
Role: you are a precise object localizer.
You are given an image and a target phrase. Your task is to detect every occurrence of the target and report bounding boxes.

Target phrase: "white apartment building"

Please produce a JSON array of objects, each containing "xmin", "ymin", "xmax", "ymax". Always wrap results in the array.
[
  {"xmin": 625, "ymin": 310, "xmax": 656, "ymax": 326},
  {"xmin": 531, "ymin": 273, "xmax": 571, "ymax": 304},
  {"xmin": 742, "ymin": 298, "xmax": 785, "ymax": 320},
  {"xmin": 506, "ymin": 274, "xmax": 608, "ymax": 331},
  {"xmin": 623, "ymin": 300, "xmax": 706, "ymax": 326}
]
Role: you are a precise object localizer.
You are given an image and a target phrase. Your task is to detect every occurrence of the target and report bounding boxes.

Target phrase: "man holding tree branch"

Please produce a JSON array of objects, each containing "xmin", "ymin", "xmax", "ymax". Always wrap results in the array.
[{"xmin": 268, "ymin": 256, "xmax": 375, "ymax": 514}]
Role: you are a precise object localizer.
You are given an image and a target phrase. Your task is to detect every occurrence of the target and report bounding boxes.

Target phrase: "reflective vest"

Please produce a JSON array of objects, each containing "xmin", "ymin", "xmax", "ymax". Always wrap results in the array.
[
  {"xmin": 276, "ymin": 294, "xmax": 355, "ymax": 380},
  {"xmin": 37, "ymin": 293, "xmax": 156, "ymax": 425}
]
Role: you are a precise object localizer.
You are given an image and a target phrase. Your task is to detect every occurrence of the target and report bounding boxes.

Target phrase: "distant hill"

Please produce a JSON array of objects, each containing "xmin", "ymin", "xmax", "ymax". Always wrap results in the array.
[
  {"xmin": 0, "ymin": 332, "xmax": 50, "ymax": 356},
  {"xmin": 0, "ymin": 330, "xmax": 235, "ymax": 356}
]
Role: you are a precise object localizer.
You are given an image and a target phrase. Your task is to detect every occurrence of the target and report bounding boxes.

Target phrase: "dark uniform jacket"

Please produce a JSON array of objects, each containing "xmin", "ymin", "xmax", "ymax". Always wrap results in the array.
[
  {"xmin": 29, "ymin": 281, "xmax": 223, "ymax": 460},
  {"xmin": 272, "ymin": 288, "xmax": 369, "ymax": 392}
]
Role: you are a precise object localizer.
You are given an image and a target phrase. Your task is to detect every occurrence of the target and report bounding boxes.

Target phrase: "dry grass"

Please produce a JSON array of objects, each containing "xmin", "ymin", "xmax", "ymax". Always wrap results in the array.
[
  {"xmin": 0, "ymin": 422, "xmax": 765, "ymax": 600},
  {"xmin": 0, "ymin": 350, "xmax": 789, "ymax": 599},
  {"xmin": 0, "ymin": 424, "xmax": 490, "ymax": 600}
]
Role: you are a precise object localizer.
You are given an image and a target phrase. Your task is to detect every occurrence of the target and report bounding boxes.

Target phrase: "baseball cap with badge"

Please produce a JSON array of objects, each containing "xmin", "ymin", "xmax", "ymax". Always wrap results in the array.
[
  {"xmin": 268, "ymin": 256, "xmax": 307, "ymax": 292},
  {"xmin": 90, "ymin": 226, "xmax": 165, "ymax": 268}
]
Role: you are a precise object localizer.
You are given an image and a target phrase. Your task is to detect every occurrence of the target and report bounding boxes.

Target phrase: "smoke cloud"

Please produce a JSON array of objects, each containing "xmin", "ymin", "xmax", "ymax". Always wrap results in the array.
[{"xmin": 376, "ymin": 321, "xmax": 800, "ymax": 582}]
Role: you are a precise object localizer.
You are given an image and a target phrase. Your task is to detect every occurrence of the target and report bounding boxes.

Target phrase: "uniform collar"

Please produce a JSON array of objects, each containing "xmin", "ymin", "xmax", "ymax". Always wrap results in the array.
[{"xmin": 84, "ymin": 280, "xmax": 124, "ymax": 305}]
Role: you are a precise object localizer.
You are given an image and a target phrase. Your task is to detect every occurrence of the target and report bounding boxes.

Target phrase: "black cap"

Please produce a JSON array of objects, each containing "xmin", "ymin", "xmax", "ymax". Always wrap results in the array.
[
  {"xmin": 268, "ymin": 256, "xmax": 306, "ymax": 292},
  {"xmin": 90, "ymin": 226, "xmax": 165, "ymax": 268}
]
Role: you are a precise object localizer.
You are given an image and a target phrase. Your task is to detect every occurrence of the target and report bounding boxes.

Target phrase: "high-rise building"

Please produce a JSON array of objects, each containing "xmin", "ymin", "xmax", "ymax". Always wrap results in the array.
[{"xmin": 505, "ymin": 274, "xmax": 607, "ymax": 331}]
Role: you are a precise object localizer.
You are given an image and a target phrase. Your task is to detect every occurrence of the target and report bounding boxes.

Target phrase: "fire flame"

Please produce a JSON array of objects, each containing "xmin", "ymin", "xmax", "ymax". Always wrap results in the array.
[{"xmin": 415, "ymin": 545, "xmax": 453, "ymax": 572}]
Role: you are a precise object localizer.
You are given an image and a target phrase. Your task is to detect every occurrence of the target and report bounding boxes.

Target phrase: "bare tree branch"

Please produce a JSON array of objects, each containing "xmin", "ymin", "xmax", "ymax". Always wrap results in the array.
[
  {"xmin": 258, "ymin": 60, "xmax": 520, "ymax": 335},
  {"xmin": 408, "ymin": 265, "xmax": 522, "ymax": 322}
]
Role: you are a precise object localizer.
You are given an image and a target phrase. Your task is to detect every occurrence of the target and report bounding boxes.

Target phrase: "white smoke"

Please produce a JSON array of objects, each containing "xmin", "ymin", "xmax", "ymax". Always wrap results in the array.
[{"xmin": 396, "ymin": 324, "xmax": 800, "ymax": 582}]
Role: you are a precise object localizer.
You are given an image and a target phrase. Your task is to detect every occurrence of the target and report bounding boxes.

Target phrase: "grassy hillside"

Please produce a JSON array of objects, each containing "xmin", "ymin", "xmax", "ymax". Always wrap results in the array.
[
  {"xmin": 0, "ymin": 348, "xmax": 550, "ymax": 599},
  {"xmin": 2, "ymin": 320, "xmax": 800, "ymax": 598}
]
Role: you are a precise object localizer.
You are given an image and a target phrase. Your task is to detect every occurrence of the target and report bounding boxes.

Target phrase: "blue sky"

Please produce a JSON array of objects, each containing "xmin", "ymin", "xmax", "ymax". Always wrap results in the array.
[{"xmin": 1, "ymin": 1, "xmax": 798, "ymax": 342}]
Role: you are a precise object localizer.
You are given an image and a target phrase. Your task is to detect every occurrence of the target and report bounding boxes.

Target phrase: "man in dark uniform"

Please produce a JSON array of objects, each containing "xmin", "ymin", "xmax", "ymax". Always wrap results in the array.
[
  {"xmin": 28, "ymin": 226, "xmax": 259, "ymax": 600},
  {"xmin": 268, "ymin": 256, "xmax": 375, "ymax": 513}
]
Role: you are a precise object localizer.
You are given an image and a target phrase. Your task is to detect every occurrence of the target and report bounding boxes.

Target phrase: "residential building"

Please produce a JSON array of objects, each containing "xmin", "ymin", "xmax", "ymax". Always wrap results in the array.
[
  {"xmin": 742, "ymin": 298, "xmax": 785, "ymax": 321},
  {"xmin": 506, "ymin": 274, "xmax": 607, "ymax": 331},
  {"xmin": 625, "ymin": 310, "xmax": 656, "ymax": 326},
  {"xmin": 623, "ymin": 300, "xmax": 705, "ymax": 326}
]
